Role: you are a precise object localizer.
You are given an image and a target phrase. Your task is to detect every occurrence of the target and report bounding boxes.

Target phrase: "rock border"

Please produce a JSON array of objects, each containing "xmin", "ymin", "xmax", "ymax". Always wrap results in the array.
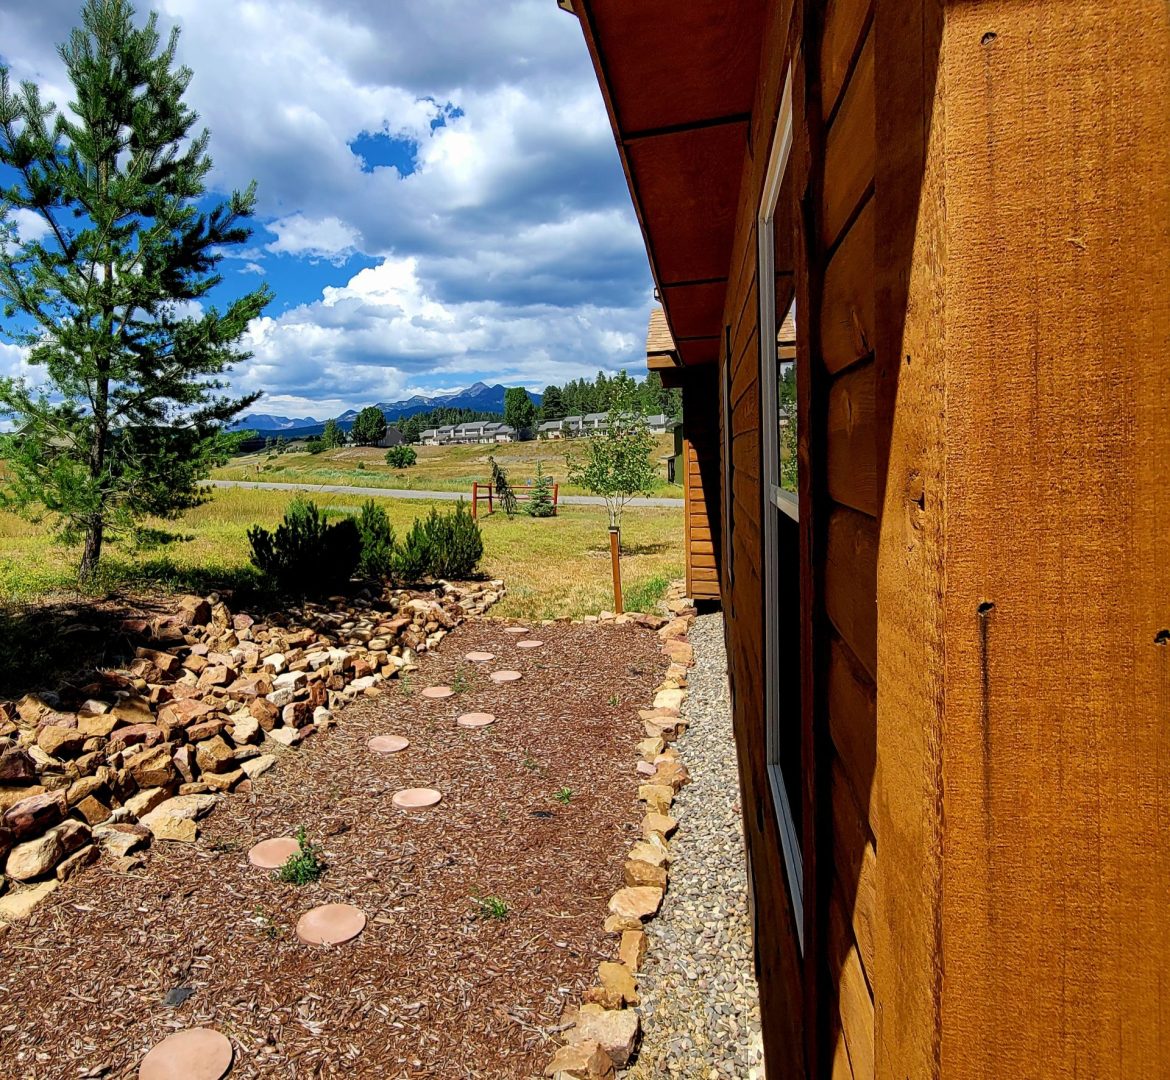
[{"xmin": 542, "ymin": 590, "xmax": 697, "ymax": 1079}]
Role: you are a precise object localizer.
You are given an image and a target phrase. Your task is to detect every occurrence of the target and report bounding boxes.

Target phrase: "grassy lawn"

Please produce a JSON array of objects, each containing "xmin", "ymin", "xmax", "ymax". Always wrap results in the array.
[
  {"xmin": 213, "ymin": 435, "xmax": 683, "ymax": 498},
  {"xmin": 0, "ymin": 485, "xmax": 684, "ymax": 621}
]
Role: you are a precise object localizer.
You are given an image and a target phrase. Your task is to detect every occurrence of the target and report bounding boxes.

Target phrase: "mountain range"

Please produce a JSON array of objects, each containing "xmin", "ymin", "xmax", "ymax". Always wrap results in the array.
[{"xmin": 229, "ymin": 382, "xmax": 541, "ymax": 439}]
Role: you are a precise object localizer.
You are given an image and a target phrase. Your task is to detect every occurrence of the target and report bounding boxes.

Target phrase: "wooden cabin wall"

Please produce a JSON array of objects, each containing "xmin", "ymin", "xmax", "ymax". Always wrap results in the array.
[{"xmin": 681, "ymin": 370, "xmax": 722, "ymax": 602}]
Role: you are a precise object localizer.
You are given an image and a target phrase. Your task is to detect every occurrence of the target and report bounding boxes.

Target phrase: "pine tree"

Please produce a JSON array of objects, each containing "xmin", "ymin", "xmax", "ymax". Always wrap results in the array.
[
  {"xmin": 0, "ymin": 0, "xmax": 270, "ymax": 579},
  {"xmin": 525, "ymin": 461, "xmax": 555, "ymax": 517},
  {"xmin": 351, "ymin": 405, "xmax": 387, "ymax": 446},
  {"xmin": 540, "ymin": 384, "xmax": 566, "ymax": 421}
]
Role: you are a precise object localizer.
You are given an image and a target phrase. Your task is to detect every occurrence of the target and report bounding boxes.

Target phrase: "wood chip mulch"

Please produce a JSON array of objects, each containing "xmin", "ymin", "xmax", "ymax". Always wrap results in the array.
[{"xmin": 0, "ymin": 619, "xmax": 666, "ymax": 1079}]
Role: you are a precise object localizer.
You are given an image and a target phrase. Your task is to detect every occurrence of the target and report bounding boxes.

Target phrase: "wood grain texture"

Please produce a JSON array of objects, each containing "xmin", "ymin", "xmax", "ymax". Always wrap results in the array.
[
  {"xmin": 821, "ymin": 196, "xmax": 875, "ymax": 374},
  {"xmin": 825, "ymin": 508, "xmax": 878, "ymax": 678},
  {"xmin": 820, "ymin": 0, "xmax": 873, "ymax": 120},
  {"xmin": 828, "ymin": 634, "xmax": 878, "ymax": 839},
  {"xmin": 826, "ymin": 360, "xmax": 878, "ymax": 517},
  {"xmin": 822, "ymin": 29, "xmax": 875, "ymax": 249}
]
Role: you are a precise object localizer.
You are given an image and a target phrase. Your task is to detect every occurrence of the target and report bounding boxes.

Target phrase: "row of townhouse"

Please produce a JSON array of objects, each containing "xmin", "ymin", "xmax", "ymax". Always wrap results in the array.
[
  {"xmin": 418, "ymin": 421, "xmax": 517, "ymax": 446},
  {"xmin": 538, "ymin": 412, "xmax": 676, "ymax": 438}
]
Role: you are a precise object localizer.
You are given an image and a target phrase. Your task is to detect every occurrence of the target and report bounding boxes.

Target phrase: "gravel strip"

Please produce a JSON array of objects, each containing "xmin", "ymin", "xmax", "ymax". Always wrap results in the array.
[{"xmin": 625, "ymin": 612, "xmax": 766, "ymax": 1079}]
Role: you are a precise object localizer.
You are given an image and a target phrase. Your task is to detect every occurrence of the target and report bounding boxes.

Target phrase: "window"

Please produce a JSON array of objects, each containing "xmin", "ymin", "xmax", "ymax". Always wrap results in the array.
[{"xmin": 758, "ymin": 66, "xmax": 804, "ymax": 949}]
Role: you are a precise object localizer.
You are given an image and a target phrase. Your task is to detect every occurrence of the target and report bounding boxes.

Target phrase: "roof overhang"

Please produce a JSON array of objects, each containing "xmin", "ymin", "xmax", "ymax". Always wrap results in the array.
[{"xmin": 566, "ymin": 0, "xmax": 766, "ymax": 366}]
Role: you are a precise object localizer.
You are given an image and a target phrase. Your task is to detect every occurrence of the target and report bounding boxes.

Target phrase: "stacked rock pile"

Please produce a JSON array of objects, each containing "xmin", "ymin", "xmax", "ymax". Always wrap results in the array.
[
  {"xmin": 545, "ymin": 596, "xmax": 697, "ymax": 1079},
  {"xmin": 0, "ymin": 580, "xmax": 503, "ymax": 904}
]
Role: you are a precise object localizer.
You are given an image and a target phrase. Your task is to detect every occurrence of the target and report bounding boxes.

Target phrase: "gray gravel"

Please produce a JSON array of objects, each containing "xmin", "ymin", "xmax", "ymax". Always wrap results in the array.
[{"xmin": 626, "ymin": 612, "xmax": 766, "ymax": 1079}]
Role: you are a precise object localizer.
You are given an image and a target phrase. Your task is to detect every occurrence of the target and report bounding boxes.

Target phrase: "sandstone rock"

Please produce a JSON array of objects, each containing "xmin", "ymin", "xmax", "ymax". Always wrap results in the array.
[
  {"xmin": 144, "ymin": 814, "xmax": 197, "ymax": 842},
  {"xmin": 0, "ymin": 785, "xmax": 48, "ymax": 815},
  {"xmin": 200, "ymin": 768, "xmax": 244, "ymax": 792},
  {"xmin": 662, "ymin": 639, "xmax": 695, "ymax": 667},
  {"xmin": 16, "ymin": 694, "xmax": 73, "ymax": 729},
  {"xmin": 229, "ymin": 714, "xmax": 260, "ymax": 745},
  {"xmin": 281, "ymin": 701, "xmax": 314, "ymax": 728},
  {"xmin": 143, "ymin": 793, "xmax": 219, "ymax": 822},
  {"xmin": 3, "ymin": 790, "xmax": 65, "ymax": 840},
  {"xmin": 266, "ymin": 727, "xmax": 301, "ymax": 748},
  {"xmin": 635, "ymin": 760, "xmax": 656, "ymax": 777},
  {"xmin": 74, "ymin": 794, "xmax": 112, "ymax": 826},
  {"xmin": 651, "ymin": 761, "xmax": 690, "ymax": 791},
  {"xmin": 635, "ymin": 737, "xmax": 665, "ymax": 762},
  {"xmin": 623, "ymin": 859, "xmax": 667, "ymax": 890},
  {"xmin": 628, "ymin": 839, "xmax": 669, "ymax": 867},
  {"xmin": 240, "ymin": 753, "xmax": 277, "ymax": 779},
  {"xmin": 135, "ymin": 647, "xmax": 182, "ymax": 676},
  {"xmin": 35, "ymin": 725, "xmax": 86, "ymax": 758},
  {"xmin": 637, "ymin": 783, "xmax": 674, "ymax": 815},
  {"xmin": 618, "ymin": 929, "xmax": 647, "ymax": 972},
  {"xmin": 124, "ymin": 787, "xmax": 170, "ymax": 818},
  {"xmin": 652, "ymin": 688, "xmax": 685, "ymax": 712},
  {"xmin": 125, "ymin": 745, "xmax": 176, "ymax": 789},
  {"xmin": 544, "ymin": 1040, "xmax": 614, "ymax": 1079},
  {"xmin": 107, "ymin": 723, "xmax": 164, "ymax": 754},
  {"xmin": 657, "ymin": 617, "xmax": 690, "ymax": 641},
  {"xmin": 197, "ymin": 665, "xmax": 234, "ymax": 689},
  {"xmin": 92, "ymin": 823, "xmax": 150, "ymax": 858},
  {"xmin": 56, "ymin": 843, "xmax": 98, "ymax": 881},
  {"xmin": 266, "ymin": 686, "xmax": 297, "ymax": 709},
  {"xmin": 262, "ymin": 652, "xmax": 288, "ymax": 674},
  {"xmin": 185, "ymin": 718, "xmax": 226, "ymax": 743},
  {"xmin": 183, "ymin": 653, "xmax": 209, "ymax": 674},
  {"xmin": 273, "ymin": 670, "xmax": 307, "ymax": 691},
  {"xmin": 6, "ymin": 830, "xmax": 64, "ymax": 881},
  {"xmin": 77, "ymin": 712, "xmax": 121, "ymax": 738},
  {"xmin": 195, "ymin": 736, "xmax": 234, "ymax": 774},
  {"xmin": 602, "ymin": 911, "xmax": 642, "ymax": 934},
  {"xmin": 0, "ymin": 877, "xmax": 58, "ymax": 923},
  {"xmin": 177, "ymin": 595, "xmax": 212, "ymax": 626},
  {"xmin": 641, "ymin": 812, "xmax": 678, "ymax": 838},
  {"xmin": 567, "ymin": 1005, "xmax": 640, "ymax": 1067},
  {"xmin": 0, "ymin": 747, "xmax": 36, "ymax": 782},
  {"xmin": 111, "ymin": 695, "xmax": 154, "ymax": 725},
  {"xmin": 172, "ymin": 745, "xmax": 196, "ymax": 784},
  {"xmin": 157, "ymin": 698, "xmax": 216, "ymax": 729},
  {"xmin": 248, "ymin": 697, "xmax": 280, "ymax": 730},
  {"xmin": 312, "ymin": 707, "xmax": 333, "ymax": 727},
  {"xmin": 65, "ymin": 775, "xmax": 107, "ymax": 806},
  {"xmin": 597, "ymin": 961, "xmax": 639, "ymax": 1005},
  {"xmin": 608, "ymin": 886, "xmax": 663, "ymax": 922}
]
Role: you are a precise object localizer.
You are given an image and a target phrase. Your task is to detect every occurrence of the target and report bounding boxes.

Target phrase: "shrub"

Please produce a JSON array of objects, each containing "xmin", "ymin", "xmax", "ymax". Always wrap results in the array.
[
  {"xmin": 424, "ymin": 499, "xmax": 483, "ymax": 579},
  {"xmin": 356, "ymin": 500, "xmax": 396, "ymax": 580},
  {"xmin": 489, "ymin": 456, "xmax": 518, "ymax": 517},
  {"xmin": 393, "ymin": 517, "xmax": 433, "ymax": 582},
  {"xmin": 274, "ymin": 826, "xmax": 325, "ymax": 885},
  {"xmin": 305, "ymin": 437, "xmax": 325, "ymax": 455},
  {"xmin": 385, "ymin": 444, "xmax": 417, "ymax": 469},
  {"xmin": 247, "ymin": 498, "xmax": 361, "ymax": 594},
  {"xmin": 526, "ymin": 462, "xmax": 556, "ymax": 517}
]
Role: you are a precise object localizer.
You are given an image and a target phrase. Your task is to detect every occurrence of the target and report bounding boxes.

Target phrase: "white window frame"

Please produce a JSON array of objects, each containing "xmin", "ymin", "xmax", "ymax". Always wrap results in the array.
[{"xmin": 757, "ymin": 65, "xmax": 804, "ymax": 951}]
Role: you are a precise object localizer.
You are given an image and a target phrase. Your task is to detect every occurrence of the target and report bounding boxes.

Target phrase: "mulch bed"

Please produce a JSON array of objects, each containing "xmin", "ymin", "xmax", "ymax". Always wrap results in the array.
[{"xmin": 0, "ymin": 619, "xmax": 665, "ymax": 1079}]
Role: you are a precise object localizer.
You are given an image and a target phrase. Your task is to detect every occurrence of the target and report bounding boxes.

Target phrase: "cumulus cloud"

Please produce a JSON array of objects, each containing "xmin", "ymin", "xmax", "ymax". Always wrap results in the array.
[{"xmin": 0, "ymin": 0, "xmax": 654, "ymax": 412}]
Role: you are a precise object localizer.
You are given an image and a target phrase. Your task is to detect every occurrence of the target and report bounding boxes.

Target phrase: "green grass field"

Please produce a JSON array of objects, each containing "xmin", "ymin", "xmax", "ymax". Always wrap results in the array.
[
  {"xmin": 213, "ymin": 434, "xmax": 682, "ymax": 498},
  {"xmin": 0, "ymin": 485, "xmax": 684, "ymax": 621}
]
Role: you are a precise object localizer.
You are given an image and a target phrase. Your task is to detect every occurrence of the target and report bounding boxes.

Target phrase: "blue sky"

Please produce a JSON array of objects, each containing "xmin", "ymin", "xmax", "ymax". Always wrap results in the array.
[{"xmin": 0, "ymin": 0, "xmax": 653, "ymax": 419}]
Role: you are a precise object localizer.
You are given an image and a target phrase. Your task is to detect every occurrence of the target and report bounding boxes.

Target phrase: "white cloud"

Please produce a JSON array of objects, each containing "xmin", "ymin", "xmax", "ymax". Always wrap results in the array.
[{"xmin": 266, "ymin": 214, "xmax": 361, "ymax": 263}]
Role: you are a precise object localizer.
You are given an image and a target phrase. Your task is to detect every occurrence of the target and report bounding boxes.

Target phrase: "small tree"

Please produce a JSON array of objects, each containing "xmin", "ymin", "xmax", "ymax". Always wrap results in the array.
[
  {"xmin": 503, "ymin": 387, "xmax": 536, "ymax": 435},
  {"xmin": 0, "ymin": 0, "xmax": 271, "ymax": 579},
  {"xmin": 526, "ymin": 462, "xmax": 555, "ymax": 518},
  {"xmin": 321, "ymin": 418, "xmax": 344, "ymax": 449},
  {"xmin": 351, "ymin": 406, "xmax": 387, "ymax": 446},
  {"xmin": 489, "ymin": 455, "xmax": 518, "ymax": 518},
  {"xmin": 568, "ymin": 390, "xmax": 658, "ymax": 545}
]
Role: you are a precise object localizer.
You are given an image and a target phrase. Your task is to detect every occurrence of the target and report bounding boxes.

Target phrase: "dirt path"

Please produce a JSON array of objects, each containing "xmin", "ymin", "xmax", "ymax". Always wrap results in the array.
[{"xmin": 0, "ymin": 620, "xmax": 667, "ymax": 1079}]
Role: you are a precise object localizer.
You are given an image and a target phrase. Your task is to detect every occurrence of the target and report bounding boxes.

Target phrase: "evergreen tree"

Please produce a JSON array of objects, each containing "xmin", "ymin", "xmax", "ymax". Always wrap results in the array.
[
  {"xmin": 525, "ymin": 461, "xmax": 556, "ymax": 517},
  {"xmin": 541, "ymin": 384, "xmax": 566, "ymax": 421},
  {"xmin": 503, "ymin": 386, "xmax": 536, "ymax": 434},
  {"xmin": 351, "ymin": 405, "xmax": 387, "ymax": 446},
  {"xmin": 0, "ymin": 0, "xmax": 271, "ymax": 579},
  {"xmin": 322, "ymin": 417, "xmax": 344, "ymax": 448}
]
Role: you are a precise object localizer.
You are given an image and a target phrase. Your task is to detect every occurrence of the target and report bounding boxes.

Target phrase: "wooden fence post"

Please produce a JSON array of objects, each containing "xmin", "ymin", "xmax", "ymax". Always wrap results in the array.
[
  {"xmin": 553, "ymin": 483, "xmax": 559, "ymax": 516},
  {"xmin": 609, "ymin": 527, "xmax": 624, "ymax": 614},
  {"xmin": 472, "ymin": 482, "xmax": 478, "ymax": 520}
]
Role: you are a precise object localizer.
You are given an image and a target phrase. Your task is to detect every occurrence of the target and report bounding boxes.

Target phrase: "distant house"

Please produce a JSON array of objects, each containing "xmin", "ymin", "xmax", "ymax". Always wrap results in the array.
[
  {"xmin": 644, "ymin": 413, "xmax": 675, "ymax": 435},
  {"xmin": 539, "ymin": 419, "xmax": 565, "ymax": 439},
  {"xmin": 562, "ymin": 415, "xmax": 584, "ymax": 436},
  {"xmin": 376, "ymin": 428, "xmax": 404, "ymax": 449},
  {"xmin": 419, "ymin": 428, "xmax": 439, "ymax": 445},
  {"xmin": 582, "ymin": 411, "xmax": 607, "ymax": 433}
]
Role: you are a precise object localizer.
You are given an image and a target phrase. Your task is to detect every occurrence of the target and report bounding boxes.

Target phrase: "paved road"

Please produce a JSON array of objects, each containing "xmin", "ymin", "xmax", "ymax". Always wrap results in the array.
[{"xmin": 209, "ymin": 478, "xmax": 685, "ymax": 509}]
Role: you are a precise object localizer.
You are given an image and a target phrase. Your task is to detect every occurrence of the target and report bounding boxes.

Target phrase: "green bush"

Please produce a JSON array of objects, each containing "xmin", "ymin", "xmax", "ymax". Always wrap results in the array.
[
  {"xmin": 393, "ymin": 517, "xmax": 433, "ymax": 582},
  {"xmin": 247, "ymin": 498, "xmax": 361, "ymax": 594},
  {"xmin": 305, "ymin": 437, "xmax": 325, "ymax": 455},
  {"xmin": 424, "ymin": 499, "xmax": 483, "ymax": 579},
  {"xmin": 356, "ymin": 499, "xmax": 396, "ymax": 580},
  {"xmin": 385, "ymin": 444, "xmax": 417, "ymax": 468}
]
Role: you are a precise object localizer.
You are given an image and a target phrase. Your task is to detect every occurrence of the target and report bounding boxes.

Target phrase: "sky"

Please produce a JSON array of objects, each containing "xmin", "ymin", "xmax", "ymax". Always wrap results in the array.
[{"xmin": 0, "ymin": 0, "xmax": 654, "ymax": 419}]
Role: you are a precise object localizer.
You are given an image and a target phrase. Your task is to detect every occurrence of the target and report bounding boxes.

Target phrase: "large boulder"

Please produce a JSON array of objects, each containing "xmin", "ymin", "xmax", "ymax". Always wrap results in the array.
[
  {"xmin": 6, "ymin": 830, "xmax": 63, "ymax": 881},
  {"xmin": 3, "ymin": 790, "xmax": 66, "ymax": 840},
  {"xmin": 125, "ymin": 744, "xmax": 177, "ymax": 789}
]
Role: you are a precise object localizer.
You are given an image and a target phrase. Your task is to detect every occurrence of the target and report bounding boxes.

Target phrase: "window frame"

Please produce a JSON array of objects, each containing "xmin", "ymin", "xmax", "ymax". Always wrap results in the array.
[{"xmin": 757, "ymin": 64, "xmax": 804, "ymax": 951}]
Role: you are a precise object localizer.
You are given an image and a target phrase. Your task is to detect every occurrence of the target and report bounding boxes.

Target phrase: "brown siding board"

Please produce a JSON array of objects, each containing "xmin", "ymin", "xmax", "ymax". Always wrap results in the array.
[
  {"xmin": 821, "ymin": 197, "xmax": 875, "ymax": 375},
  {"xmin": 822, "ymin": 30, "xmax": 875, "ymax": 250},
  {"xmin": 828, "ymin": 634, "xmax": 878, "ymax": 839},
  {"xmin": 821, "ymin": 0, "xmax": 874, "ymax": 120},
  {"xmin": 825, "ymin": 507, "xmax": 878, "ymax": 678},
  {"xmin": 826, "ymin": 360, "xmax": 879, "ymax": 517}
]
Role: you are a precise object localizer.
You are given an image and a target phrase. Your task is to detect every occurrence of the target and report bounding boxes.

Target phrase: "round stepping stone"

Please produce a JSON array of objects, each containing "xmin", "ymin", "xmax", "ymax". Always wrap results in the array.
[
  {"xmin": 465, "ymin": 651, "xmax": 495, "ymax": 663},
  {"xmin": 421, "ymin": 685, "xmax": 455, "ymax": 699},
  {"xmin": 296, "ymin": 902, "xmax": 367, "ymax": 946},
  {"xmin": 247, "ymin": 836, "xmax": 300, "ymax": 869},
  {"xmin": 516, "ymin": 639, "xmax": 544, "ymax": 649},
  {"xmin": 392, "ymin": 787, "xmax": 442, "ymax": 809},
  {"xmin": 503, "ymin": 626, "xmax": 530, "ymax": 635},
  {"xmin": 139, "ymin": 1028, "xmax": 233, "ymax": 1080},
  {"xmin": 490, "ymin": 669, "xmax": 523, "ymax": 684},
  {"xmin": 368, "ymin": 734, "xmax": 410, "ymax": 754},
  {"xmin": 457, "ymin": 712, "xmax": 496, "ymax": 729}
]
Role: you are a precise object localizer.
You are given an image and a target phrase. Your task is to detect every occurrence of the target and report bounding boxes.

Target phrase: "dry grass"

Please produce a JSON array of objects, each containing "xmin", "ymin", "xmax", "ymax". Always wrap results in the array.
[
  {"xmin": 214, "ymin": 435, "xmax": 682, "ymax": 497},
  {"xmin": 0, "ymin": 486, "xmax": 684, "ymax": 621}
]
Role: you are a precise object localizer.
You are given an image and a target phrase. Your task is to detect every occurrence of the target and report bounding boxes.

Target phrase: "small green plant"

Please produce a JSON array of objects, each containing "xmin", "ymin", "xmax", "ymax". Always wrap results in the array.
[
  {"xmin": 247, "ymin": 498, "xmax": 361, "ymax": 595},
  {"xmin": 274, "ymin": 826, "xmax": 325, "ymax": 885},
  {"xmin": 553, "ymin": 787, "xmax": 573, "ymax": 805},
  {"xmin": 209, "ymin": 839, "xmax": 240, "ymax": 854},
  {"xmin": 423, "ymin": 500, "xmax": 484, "ymax": 579},
  {"xmin": 452, "ymin": 667, "xmax": 470, "ymax": 694},
  {"xmin": 393, "ymin": 517, "xmax": 433, "ymax": 582},
  {"xmin": 400, "ymin": 675, "xmax": 414, "ymax": 697},
  {"xmin": 607, "ymin": 692, "xmax": 621, "ymax": 707},
  {"xmin": 385, "ymin": 444, "xmax": 418, "ymax": 469},
  {"xmin": 471, "ymin": 893, "xmax": 510, "ymax": 920},
  {"xmin": 489, "ymin": 456, "xmax": 519, "ymax": 517},
  {"xmin": 624, "ymin": 574, "xmax": 672, "ymax": 615},
  {"xmin": 523, "ymin": 756, "xmax": 541, "ymax": 772}
]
